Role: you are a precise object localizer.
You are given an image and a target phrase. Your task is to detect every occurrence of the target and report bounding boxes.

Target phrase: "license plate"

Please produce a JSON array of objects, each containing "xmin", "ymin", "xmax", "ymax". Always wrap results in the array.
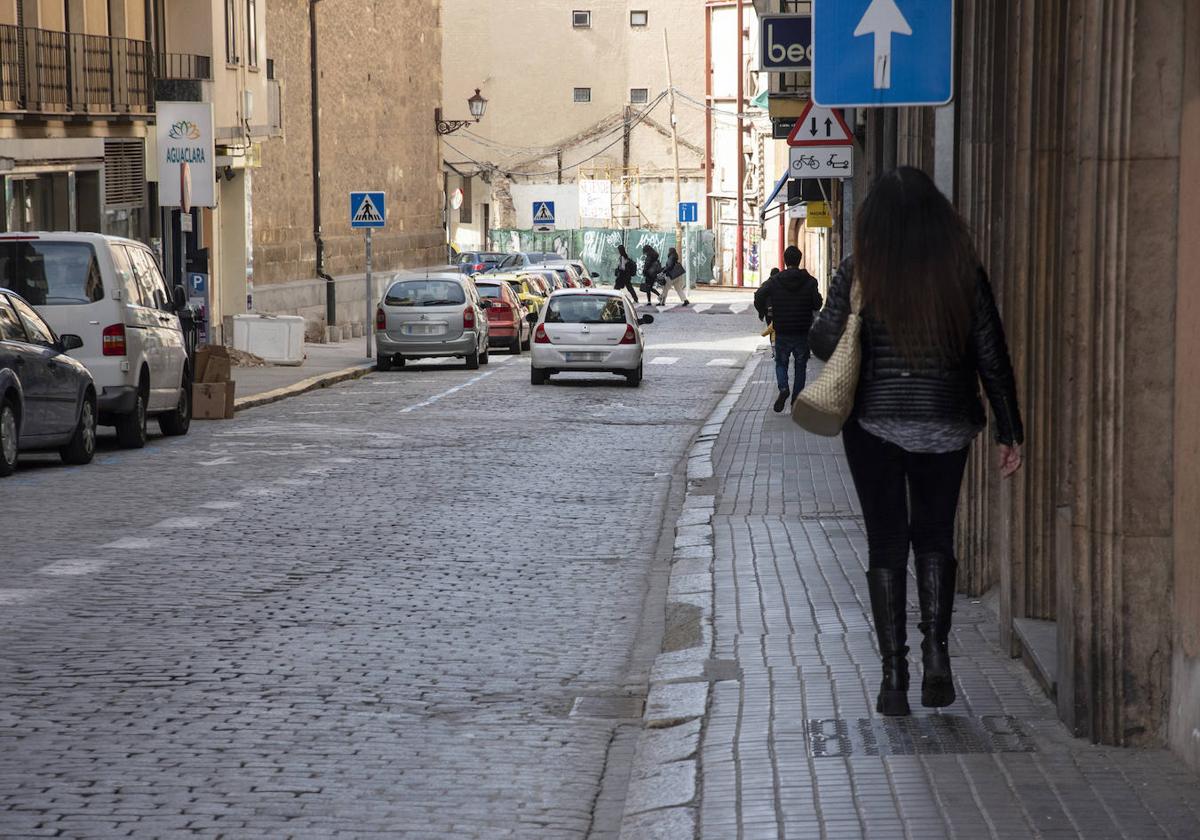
[
  {"xmin": 403, "ymin": 323, "xmax": 445, "ymax": 336},
  {"xmin": 564, "ymin": 352, "xmax": 604, "ymax": 362}
]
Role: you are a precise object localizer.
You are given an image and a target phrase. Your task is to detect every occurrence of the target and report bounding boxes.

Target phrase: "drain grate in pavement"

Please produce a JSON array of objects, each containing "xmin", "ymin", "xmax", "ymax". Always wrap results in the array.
[
  {"xmin": 807, "ymin": 715, "xmax": 1037, "ymax": 757},
  {"xmin": 570, "ymin": 695, "xmax": 645, "ymax": 719}
]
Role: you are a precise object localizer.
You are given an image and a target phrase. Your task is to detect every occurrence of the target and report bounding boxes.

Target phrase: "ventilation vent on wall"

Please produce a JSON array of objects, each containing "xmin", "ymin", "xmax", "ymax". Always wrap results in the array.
[{"xmin": 104, "ymin": 139, "xmax": 146, "ymax": 210}]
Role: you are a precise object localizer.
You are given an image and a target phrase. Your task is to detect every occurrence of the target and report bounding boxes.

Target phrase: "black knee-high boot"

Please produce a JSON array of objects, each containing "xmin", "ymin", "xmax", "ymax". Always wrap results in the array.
[
  {"xmin": 867, "ymin": 568, "xmax": 911, "ymax": 716},
  {"xmin": 916, "ymin": 553, "xmax": 957, "ymax": 707}
]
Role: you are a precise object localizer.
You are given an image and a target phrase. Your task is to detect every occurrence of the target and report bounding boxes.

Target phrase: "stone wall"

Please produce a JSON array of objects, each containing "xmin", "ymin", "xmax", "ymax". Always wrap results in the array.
[{"xmin": 252, "ymin": 0, "xmax": 444, "ymax": 304}]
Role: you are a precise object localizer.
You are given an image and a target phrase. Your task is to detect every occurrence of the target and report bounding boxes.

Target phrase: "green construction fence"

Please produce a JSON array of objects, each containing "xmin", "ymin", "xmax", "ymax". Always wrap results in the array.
[{"xmin": 489, "ymin": 228, "xmax": 717, "ymax": 285}]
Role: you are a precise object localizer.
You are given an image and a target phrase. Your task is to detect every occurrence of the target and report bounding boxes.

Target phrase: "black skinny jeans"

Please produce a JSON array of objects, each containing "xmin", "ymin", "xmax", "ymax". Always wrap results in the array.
[{"xmin": 841, "ymin": 420, "xmax": 970, "ymax": 571}]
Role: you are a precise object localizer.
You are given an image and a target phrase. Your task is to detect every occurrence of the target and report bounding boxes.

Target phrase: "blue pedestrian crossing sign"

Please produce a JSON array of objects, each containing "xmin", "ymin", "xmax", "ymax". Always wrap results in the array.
[
  {"xmin": 350, "ymin": 191, "xmax": 386, "ymax": 228},
  {"xmin": 678, "ymin": 202, "xmax": 699, "ymax": 224},
  {"xmin": 532, "ymin": 201, "xmax": 556, "ymax": 228},
  {"xmin": 813, "ymin": 0, "xmax": 953, "ymax": 108}
]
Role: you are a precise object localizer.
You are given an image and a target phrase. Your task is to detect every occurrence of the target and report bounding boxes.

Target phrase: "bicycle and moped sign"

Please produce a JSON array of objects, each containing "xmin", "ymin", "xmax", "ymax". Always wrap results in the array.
[
  {"xmin": 789, "ymin": 147, "xmax": 854, "ymax": 179},
  {"xmin": 786, "ymin": 101, "xmax": 855, "ymax": 179}
]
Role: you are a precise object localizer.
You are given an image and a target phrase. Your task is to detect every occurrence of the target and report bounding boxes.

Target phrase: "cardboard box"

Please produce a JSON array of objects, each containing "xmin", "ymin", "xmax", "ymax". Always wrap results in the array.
[
  {"xmin": 195, "ymin": 345, "xmax": 232, "ymax": 384},
  {"xmin": 193, "ymin": 381, "xmax": 236, "ymax": 420}
]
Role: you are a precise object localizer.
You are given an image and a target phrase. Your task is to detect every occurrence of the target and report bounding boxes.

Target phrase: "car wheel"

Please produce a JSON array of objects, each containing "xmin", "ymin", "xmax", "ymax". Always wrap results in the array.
[
  {"xmin": 531, "ymin": 367, "xmax": 548, "ymax": 385},
  {"xmin": 0, "ymin": 397, "xmax": 18, "ymax": 477},
  {"xmin": 510, "ymin": 335, "xmax": 522, "ymax": 355},
  {"xmin": 376, "ymin": 353, "xmax": 393, "ymax": 372},
  {"xmin": 466, "ymin": 350, "xmax": 480, "ymax": 370},
  {"xmin": 60, "ymin": 393, "xmax": 97, "ymax": 465},
  {"xmin": 625, "ymin": 363, "xmax": 643, "ymax": 387},
  {"xmin": 521, "ymin": 332, "xmax": 531, "ymax": 351},
  {"xmin": 158, "ymin": 373, "xmax": 192, "ymax": 436},
  {"xmin": 480, "ymin": 347, "xmax": 490, "ymax": 365},
  {"xmin": 115, "ymin": 381, "xmax": 148, "ymax": 449}
]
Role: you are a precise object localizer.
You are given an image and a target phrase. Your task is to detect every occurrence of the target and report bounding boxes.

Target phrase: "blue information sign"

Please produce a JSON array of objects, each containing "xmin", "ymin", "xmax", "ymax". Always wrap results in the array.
[
  {"xmin": 678, "ymin": 202, "xmax": 699, "ymax": 224},
  {"xmin": 350, "ymin": 191, "xmax": 386, "ymax": 228},
  {"xmin": 759, "ymin": 14, "xmax": 812, "ymax": 72},
  {"xmin": 813, "ymin": 0, "xmax": 953, "ymax": 108},
  {"xmin": 532, "ymin": 201, "xmax": 556, "ymax": 227}
]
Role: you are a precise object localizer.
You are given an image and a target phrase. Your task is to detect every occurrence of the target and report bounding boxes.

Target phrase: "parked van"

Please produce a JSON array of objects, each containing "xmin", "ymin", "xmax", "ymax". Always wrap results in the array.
[{"xmin": 0, "ymin": 233, "xmax": 191, "ymax": 448}]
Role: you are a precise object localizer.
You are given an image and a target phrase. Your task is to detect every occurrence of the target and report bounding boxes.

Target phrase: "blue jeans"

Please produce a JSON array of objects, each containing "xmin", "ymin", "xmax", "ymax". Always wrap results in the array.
[{"xmin": 774, "ymin": 333, "xmax": 811, "ymax": 394}]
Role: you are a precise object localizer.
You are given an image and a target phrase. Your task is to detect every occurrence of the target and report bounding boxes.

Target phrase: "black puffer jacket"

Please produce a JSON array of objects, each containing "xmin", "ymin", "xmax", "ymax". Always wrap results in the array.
[
  {"xmin": 810, "ymin": 258, "xmax": 1024, "ymax": 445},
  {"xmin": 753, "ymin": 268, "xmax": 823, "ymax": 335}
]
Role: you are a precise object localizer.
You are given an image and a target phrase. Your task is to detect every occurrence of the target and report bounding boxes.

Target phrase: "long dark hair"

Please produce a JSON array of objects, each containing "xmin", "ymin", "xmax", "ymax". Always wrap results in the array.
[
  {"xmin": 667, "ymin": 247, "xmax": 679, "ymax": 262},
  {"xmin": 617, "ymin": 244, "xmax": 629, "ymax": 259},
  {"xmin": 854, "ymin": 167, "xmax": 976, "ymax": 362}
]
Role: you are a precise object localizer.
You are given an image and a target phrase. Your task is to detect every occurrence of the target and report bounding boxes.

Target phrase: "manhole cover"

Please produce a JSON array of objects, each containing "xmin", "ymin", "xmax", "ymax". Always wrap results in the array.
[
  {"xmin": 570, "ymin": 696, "xmax": 645, "ymax": 719},
  {"xmin": 807, "ymin": 715, "xmax": 1037, "ymax": 757}
]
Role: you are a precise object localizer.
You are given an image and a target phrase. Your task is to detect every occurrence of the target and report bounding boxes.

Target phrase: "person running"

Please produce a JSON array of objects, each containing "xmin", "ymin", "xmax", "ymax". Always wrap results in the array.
[
  {"xmin": 658, "ymin": 247, "xmax": 689, "ymax": 306},
  {"xmin": 754, "ymin": 246, "xmax": 822, "ymax": 413},
  {"xmin": 614, "ymin": 244, "xmax": 639, "ymax": 303},
  {"xmin": 640, "ymin": 245, "xmax": 663, "ymax": 306},
  {"xmin": 809, "ymin": 166, "xmax": 1024, "ymax": 717}
]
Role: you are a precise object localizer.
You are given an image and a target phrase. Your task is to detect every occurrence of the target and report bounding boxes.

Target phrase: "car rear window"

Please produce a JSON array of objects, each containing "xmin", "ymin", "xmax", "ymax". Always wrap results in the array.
[
  {"xmin": 545, "ymin": 295, "xmax": 628, "ymax": 324},
  {"xmin": 0, "ymin": 241, "xmax": 104, "ymax": 305},
  {"xmin": 384, "ymin": 279, "xmax": 466, "ymax": 306},
  {"xmin": 475, "ymin": 284, "xmax": 504, "ymax": 298}
]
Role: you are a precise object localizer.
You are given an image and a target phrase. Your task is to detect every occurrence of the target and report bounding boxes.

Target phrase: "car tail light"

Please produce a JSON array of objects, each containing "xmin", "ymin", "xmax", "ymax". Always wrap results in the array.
[
  {"xmin": 102, "ymin": 323, "xmax": 127, "ymax": 356},
  {"xmin": 463, "ymin": 306, "xmax": 475, "ymax": 329},
  {"xmin": 473, "ymin": 263, "xmax": 485, "ymax": 272},
  {"xmin": 490, "ymin": 301, "xmax": 511, "ymax": 315},
  {"xmin": 619, "ymin": 324, "xmax": 637, "ymax": 345},
  {"xmin": 376, "ymin": 307, "xmax": 386, "ymax": 330},
  {"xmin": 534, "ymin": 324, "xmax": 551, "ymax": 344}
]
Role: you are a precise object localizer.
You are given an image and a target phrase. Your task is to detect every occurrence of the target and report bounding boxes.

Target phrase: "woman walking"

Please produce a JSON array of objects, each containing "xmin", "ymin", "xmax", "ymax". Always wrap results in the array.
[
  {"xmin": 658, "ymin": 247, "xmax": 690, "ymax": 306},
  {"xmin": 640, "ymin": 245, "xmax": 663, "ymax": 306},
  {"xmin": 614, "ymin": 244, "xmax": 639, "ymax": 303},
  {"xmin": 809, "ymin": 167, "xmax": 1024, "ymax": 716}
]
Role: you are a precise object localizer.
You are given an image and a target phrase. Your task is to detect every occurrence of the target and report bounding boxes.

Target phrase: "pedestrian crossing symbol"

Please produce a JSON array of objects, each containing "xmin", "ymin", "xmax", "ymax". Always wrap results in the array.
[
  {"xmin": 350, "ymin": 191, "xmax": 386, "ymax": 228},
  {"xmin": 532, "ymin": 201, "xmax": 556, "ymax": 229}
]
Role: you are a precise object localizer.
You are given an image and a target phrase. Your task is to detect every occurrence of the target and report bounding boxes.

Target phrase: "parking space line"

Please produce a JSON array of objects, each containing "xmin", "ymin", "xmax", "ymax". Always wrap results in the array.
[
  {"xmin": 199, "ymin": 500, "xmax": 242, "ymax": 510},
  {"xmin": 649, "ymin": 357, "xmax": 679, "ymax": 365},
  {"xmin": 100, "ymin": 536, "xmax": 164, "ymax": 550},
  {"xmin": 398, "ymin": 368, "xmax": 498, "ymax": 414},
  {"xmin": 707, "ymin": 358, "xmax": 737, "ymax": 367},
  {"xmin": 153, "ymin": 516, "xmax": 221, "ymax": 529},
  {"xmin": 39, "ymin": 558, "xmax": 113, "ymax": 577}
]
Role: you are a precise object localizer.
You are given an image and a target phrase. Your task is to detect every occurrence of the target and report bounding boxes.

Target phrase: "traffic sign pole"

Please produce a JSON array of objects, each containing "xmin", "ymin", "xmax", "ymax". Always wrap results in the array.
[{"xmin": 364, "ymin": 228, "xmax": 373, "ymax": 359}]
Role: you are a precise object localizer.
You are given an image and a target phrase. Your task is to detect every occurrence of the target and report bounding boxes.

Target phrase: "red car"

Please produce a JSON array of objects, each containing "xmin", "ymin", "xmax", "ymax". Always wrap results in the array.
[{"xmin": 473, "ymin": 278, "xmax": 531, "ymax": 354}]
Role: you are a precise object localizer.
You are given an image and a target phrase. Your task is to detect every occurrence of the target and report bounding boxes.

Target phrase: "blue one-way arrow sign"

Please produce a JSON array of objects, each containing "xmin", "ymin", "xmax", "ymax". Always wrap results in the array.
[{"xmin": 813, "ymin": 0, "xmax": 953, "ymax": 108}]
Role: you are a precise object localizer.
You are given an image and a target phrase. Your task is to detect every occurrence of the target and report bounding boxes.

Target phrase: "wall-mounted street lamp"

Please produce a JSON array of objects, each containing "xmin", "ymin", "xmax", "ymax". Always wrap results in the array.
[{"xmin": 436, "ymin": 88, "xmax": 488, "ymax": 135}]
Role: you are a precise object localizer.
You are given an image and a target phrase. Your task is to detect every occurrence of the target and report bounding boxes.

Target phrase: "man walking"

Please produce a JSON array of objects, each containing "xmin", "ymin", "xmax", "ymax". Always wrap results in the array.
[{"xmin": 754, "ymin": 246, "xmax": 823, "ymax": 413}]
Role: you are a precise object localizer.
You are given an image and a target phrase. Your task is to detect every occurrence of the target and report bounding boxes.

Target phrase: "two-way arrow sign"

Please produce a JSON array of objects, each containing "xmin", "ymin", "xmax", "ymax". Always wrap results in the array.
[
  {"xmin": 786, "ymin": 102, "xmax": 854, "ymax": 147},
  {"xmin": 854, "ymin": 0, "xmax": 912, "ymax": 89}
]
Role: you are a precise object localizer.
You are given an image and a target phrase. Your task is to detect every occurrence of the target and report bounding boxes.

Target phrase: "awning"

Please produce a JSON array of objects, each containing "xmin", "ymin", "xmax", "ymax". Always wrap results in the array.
[{"xmin": 761, "ymin": 172, "xmax": 789, "ymax": 220}]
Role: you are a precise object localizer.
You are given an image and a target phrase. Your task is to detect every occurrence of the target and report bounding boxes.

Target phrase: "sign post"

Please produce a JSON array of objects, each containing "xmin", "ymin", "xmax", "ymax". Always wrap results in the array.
[{"xmin": 350, "ymin": 191, "xmax": 387, "ymax": 359}]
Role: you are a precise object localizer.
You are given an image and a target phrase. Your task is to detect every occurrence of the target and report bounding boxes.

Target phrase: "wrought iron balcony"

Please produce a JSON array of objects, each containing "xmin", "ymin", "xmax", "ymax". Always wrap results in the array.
[
  {"xmin": 0, "ymin": 24, "xmax": 153, "ymax": 116},
  {"xmin": 157, "ymin": 52, "xmax": 212, "ymax": 82}
]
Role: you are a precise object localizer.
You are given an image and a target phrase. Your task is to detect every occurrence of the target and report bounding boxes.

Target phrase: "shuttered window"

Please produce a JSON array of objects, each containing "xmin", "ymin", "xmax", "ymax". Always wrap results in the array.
[{"xmin": 104, "ymin": 139, "xmax": 145, "ymax": 209}]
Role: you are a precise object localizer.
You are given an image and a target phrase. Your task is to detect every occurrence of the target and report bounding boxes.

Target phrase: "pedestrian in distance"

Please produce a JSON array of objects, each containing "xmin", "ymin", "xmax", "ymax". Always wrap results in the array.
[
  {"xmin": 658, "ymin": 247, "xmax": 690, "ymax": 307},
  {"xmin": 640, "ymin": 244, "xmax": 663, "ymax": 306},
  {"xmin": 809, "ymin": 166, "xmax": 1024, "ymax": 717},
  {"xmin": 754, "ymin": 246, "xmax": 822, "ymax": 413},
  {"xmin": 614, "ymin": 244, "xmax": 639, "ymax": 303}
]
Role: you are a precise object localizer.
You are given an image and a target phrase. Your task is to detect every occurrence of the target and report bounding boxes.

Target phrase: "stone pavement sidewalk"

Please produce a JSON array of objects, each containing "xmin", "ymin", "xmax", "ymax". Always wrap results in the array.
[
  {"xmin": 228, "ymin": 340, "xmax": 374, "ymax": 409},
  {"xmin": 622, "ymin": 355, "xmax": 1200, "ymax": 840}
]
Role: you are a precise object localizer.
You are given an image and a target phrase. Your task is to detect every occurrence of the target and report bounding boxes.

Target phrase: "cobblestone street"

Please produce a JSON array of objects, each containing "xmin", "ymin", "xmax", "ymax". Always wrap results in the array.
[{"xmin": 0, "ymin": 296, "xmax": 760, "ymax": 839}]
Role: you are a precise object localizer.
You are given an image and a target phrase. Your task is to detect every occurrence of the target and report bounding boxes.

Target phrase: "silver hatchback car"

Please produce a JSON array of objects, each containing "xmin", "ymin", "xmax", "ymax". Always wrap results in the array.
[{"xmin": 374, "ymin": 273, "xmax": 491, "ymax": 370}]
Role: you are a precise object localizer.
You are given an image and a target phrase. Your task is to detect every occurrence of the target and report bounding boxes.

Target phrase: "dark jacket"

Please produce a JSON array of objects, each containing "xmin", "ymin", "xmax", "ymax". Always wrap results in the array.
[
  {"xmin": 615, "ymin": 256, "xmax": 636, "ymax": 283},
  {"xmin": 810, "ymin": 258, "xmax": 1025, "ymax": 445},
  {"xmin": 663, "ymin": 254, "xmax": 684, "ymax": 279},
  {"xmin": 642, "ymin": 255, "xmax": 663, "ymax": 284},
  {"xmin": 754, "ymin": 268, "xmax": 823, "ymax": 335}
]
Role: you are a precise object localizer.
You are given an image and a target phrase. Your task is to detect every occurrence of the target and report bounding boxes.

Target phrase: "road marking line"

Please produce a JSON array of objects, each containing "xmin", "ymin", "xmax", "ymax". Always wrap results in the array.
[
  {"xmin": 40, "ymin": 558, "xmax": 113, "ymax": 577},
  {"xmin": 649, "ymin": 357, "xmax": 679, "ymax": 365},
  {"xmin": 692, "ymin": 304, "xmax": 713, "ymax": 313},
  {"xmin": 101, "ymin": 537, "xmax": 164, "ymax": 549},
  {"xmin": 200, "ymin": 500, "xmax": 242, "ymax": 510},
  {"xmin": 198, "ymin": 456, "xmax": 236, "ymax": 466},
  {"xmin": 0, "ymin": 588, "xmax": 49, "ymax": 605},
  {"xmin": 399, "ymin": 369, "xmax": 497, "ymax": 414},
  {"xmin": 153, "ymin": 516, "xmax": 221, "ymax": 529},
  {"xmin": 707, "ymin": 358, "xmax": 737, "ymax": 367}
]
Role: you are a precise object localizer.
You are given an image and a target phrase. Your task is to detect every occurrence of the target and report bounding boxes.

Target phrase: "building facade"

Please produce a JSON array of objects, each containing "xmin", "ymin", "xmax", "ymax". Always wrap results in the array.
[
  {"xmin": 845, "ymin": 0, "xmax": 1200, "ymax": 770},
  {"xmin": 250, "ymin": 0, "xmax": 443, "ymax": 328},
  {"xmin": 441, "ymin": 0, "xmax": 708, "ymax": 256}
]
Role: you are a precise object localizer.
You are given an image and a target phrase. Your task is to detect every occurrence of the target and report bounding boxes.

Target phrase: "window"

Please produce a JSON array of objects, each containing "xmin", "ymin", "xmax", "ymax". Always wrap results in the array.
[
  {"xmin": 459, "ymin": 176, "xmax": 472, "ymax": 225},
  {"xmin": 246, "ymin": 0, "xmax": 258, "ymax": 67},
  {"xmin": 572, "ymin": 10, "xmax": 591, "ymax": 27},
  {"xmin": 383, "ymin": 279, "xmax": 466, "ymax": 307},
  {"xmin": 544, "ymin": 295, "xmax": 628, "ymax": 324},
  {"xmin": 630, "ymin": 88, "xmax": 649, "ymax": 104},
  {"xmin": 10, "ymin": 296, "xmax": 56, "ymax": 346},
  {"xmin": 224, "ymin": 0, "xmax": 238, "ymax": 63},
  {"xmin": 630, "ymin": 10, "xmax": 648, "ymax": 26},
  {"xmin": 0, "ymin": 242, "xmax": 104, "ymax": 306},
  {"xmin": 573, "ymin": 87, "xmax": 592, "ymax": 103},
  {"xmin": 0, "ymin": 295, "xmax": 24, "ymax": 342},
  {"xmin": 124, "ymin": 246, "xmax": 161, "ymax": 309}
]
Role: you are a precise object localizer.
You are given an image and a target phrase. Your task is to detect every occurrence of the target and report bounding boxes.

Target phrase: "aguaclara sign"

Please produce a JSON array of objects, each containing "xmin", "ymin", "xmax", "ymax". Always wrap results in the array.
[{"xmin": 156, "ymin": 101, "xmax": 216, "ymax": 208}]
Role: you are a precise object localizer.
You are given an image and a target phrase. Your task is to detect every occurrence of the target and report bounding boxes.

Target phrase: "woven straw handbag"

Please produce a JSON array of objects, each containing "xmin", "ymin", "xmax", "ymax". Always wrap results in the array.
[{"xmin": 791, "ymin": 282, "xmax": 863, "ymax": 436}]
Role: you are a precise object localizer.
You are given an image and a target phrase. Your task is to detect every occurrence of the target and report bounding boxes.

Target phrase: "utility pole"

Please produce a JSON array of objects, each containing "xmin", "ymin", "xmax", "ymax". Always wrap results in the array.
[{"xmin": 664, "ymin": 30, "xmax": 684, "ymax": 284}]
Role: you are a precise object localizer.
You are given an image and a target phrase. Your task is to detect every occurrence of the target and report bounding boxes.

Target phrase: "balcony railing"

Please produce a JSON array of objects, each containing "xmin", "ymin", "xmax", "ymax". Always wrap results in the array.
[
  {"xmin": 0, "ymin": 24, "xmax": 152, "ymax": 115},
  {"xmin": 158, "ymin": 52, "xmax": 212, "ymax": 81}
]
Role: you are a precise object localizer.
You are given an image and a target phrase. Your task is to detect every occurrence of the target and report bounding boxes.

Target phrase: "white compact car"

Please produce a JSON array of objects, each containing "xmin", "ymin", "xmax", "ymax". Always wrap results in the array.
[
  {"xmin": 527, "ymin": 288, "xmax": 653, "ymax": 386},
  {"xmin": 0, "ymin": 232, "xmax": 191, "ymax": 447}
]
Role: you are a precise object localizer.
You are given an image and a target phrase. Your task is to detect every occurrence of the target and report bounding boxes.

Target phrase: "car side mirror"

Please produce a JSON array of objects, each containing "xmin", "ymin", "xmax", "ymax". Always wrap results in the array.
[
  {"xmin": 525, "ymin": 312, "xmax": 539, "ymax": 324},
  {"xmin": 173, "ymin": 284, "xmax": 187, "ymax": 310},
  {"xmin": 638, "ymin": 314, "xmax": 655, "ymax": 325},
  {"xmin": 591, "ymin": 272, "xmax": 599, "ymax": 278},
  {"xmin": 57, "ymin": 333, "xmax": 84, "ymax": 352}
]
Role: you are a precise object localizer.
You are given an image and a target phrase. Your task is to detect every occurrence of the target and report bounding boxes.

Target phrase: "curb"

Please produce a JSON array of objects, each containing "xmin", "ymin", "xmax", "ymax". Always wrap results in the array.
[
  {"xmin": 618, "ymin": 349, "xmax": 763, "ymax": 839},
  {"xmin": 232, "ymin": 362, "xmax": 376, "ymax": 412}
]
